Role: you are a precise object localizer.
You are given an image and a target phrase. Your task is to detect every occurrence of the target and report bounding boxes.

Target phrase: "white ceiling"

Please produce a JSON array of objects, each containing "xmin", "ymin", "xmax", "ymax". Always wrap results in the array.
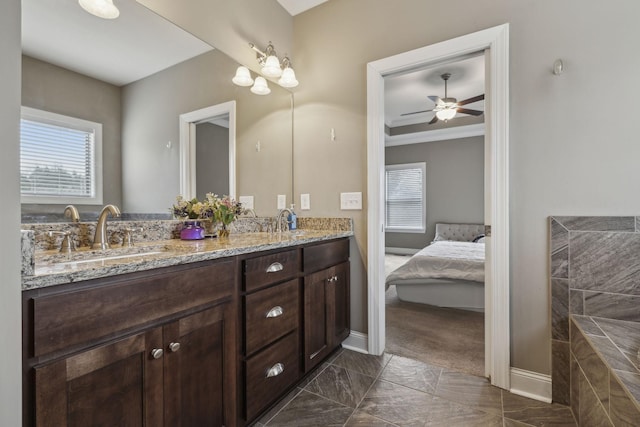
[
  {"xmin": 277, "ymin": 0, "xmax": 328, "ymax": 16},
  {"xmin": 21, "ymin": 0, "xmax": 213, "ymax": 86},
  {"xmin": 384, "ymin": 53, "xmax": 485, "ymax": 129}
]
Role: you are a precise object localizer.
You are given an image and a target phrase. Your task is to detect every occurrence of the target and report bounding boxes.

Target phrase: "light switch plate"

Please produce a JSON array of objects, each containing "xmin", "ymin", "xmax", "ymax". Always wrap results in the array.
[
  {"xmin": 300, "ymin": 193, "xmax": 310, "ymax": 210},
  {"xmin": 277, "ymin": 194, "xmax": 286, "ymax": 210},
  {"xmin": 340, "ymin": 192, "xmax": 362, "ymax": 210},
  {"xmin": 239, "ymin": 195, "xmax": 254, "ymax": 210}
]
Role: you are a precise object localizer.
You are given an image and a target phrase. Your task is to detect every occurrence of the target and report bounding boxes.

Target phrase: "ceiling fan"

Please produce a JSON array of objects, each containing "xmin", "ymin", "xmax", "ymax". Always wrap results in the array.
[{"xmin": 402, "ymin": 73, "xmax": 484, "ymax": 124}]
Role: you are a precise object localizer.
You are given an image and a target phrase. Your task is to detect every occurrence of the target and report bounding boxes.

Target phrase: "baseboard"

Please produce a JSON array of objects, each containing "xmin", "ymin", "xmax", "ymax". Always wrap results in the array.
[
  {"xmin": 385, "ymin": 247, "xmax": 419, "ymax": 255},
  {"xmin": 509, "ymin": 367, "xmax": 552, "ymax": 403},
  {"xmin": 341, "ymin": 331, "xmax": 368, "ymax": 354}
]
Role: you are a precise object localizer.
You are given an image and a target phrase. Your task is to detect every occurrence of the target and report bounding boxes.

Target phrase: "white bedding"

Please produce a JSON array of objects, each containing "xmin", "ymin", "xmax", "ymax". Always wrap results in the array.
[{"xmin": 385, "ymin": 241, "xmax": 485, "ymax": 289}]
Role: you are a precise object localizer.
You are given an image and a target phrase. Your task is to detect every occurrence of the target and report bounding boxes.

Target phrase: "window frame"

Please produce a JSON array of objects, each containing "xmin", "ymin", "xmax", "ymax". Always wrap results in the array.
[
  {"xmin": 20, "ymin": 106, "xmax": 103, "ymax": 205},
  {"xmin": 385, "ymin": 162, "xmax": 426, "ymax": 234}
]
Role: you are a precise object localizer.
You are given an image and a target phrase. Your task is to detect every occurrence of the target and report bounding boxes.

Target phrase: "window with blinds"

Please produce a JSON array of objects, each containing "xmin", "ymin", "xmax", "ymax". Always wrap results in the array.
[
  {"xmin": 385, "ymin": 162, "xmax": 426, "ymax": 233},
  {"xmin": 20, "ymin": 107, "xmax": 103, "ymax": 205}
]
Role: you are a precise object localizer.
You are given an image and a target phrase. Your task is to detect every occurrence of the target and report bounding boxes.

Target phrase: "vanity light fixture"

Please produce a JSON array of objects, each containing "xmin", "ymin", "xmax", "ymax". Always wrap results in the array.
[
  {"xmin": 78, "ymin": 0, "xmax": 120, "ymax": 19},
  {"xmin": 250, "ymin": 76, "xmax": 271, "ymax": 95},
  {"xmin": 232, "ymin": 42, "xmax": 298, "ymax": 93},
  {"xmin": 232, "ymin": 66, "xmax": 254, "ymax": 87}
]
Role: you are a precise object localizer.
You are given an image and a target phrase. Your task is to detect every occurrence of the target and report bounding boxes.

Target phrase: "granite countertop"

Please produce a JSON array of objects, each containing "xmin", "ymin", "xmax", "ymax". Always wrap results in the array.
[{"xmin": 23, "ymin": 230, "xmax": 353, "ymax": 291}]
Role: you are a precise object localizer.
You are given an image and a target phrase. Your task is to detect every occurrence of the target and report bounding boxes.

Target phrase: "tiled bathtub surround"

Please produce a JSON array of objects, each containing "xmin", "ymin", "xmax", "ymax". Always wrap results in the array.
[
  {"xmin": 550, "ymin": 216, "xmax": 640, "ymax": 410},
  {"xmin": 570, "ymin": 316, "xmax": 640, "ymax": 425}
]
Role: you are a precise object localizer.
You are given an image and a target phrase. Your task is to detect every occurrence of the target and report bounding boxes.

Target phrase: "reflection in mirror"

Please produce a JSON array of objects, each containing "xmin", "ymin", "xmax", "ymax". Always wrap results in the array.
[
  {"xmin": 20, "ymin": 0, "xmax": 293, "ymax": 221},
  {"xmin": 195, "ymin": 116, "xmax": 231, "ymax": 200}
]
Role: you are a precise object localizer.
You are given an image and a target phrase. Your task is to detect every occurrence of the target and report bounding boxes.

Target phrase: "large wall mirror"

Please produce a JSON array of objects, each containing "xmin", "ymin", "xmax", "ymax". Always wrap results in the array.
[{"xmin": 21, "ymin": 0, "xmax": 293, "ymax": 220}]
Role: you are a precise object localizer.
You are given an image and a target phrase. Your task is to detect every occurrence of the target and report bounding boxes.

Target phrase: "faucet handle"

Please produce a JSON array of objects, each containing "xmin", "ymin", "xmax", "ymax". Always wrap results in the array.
[
  {"xmin": 121, "ymin": 227, "xmax": 143, "ymax": 247},
  {"xmin": 47, "ymin": 230, "xmax": 76, "ymax": 253}
]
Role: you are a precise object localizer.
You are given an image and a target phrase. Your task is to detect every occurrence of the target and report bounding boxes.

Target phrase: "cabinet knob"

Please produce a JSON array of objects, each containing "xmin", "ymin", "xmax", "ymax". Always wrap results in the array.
[
  {"xmin": 266, "ymin": 262, "xmax": 284, "ymax": 273},
  {"xmin": 150, "ymin": 348, "xmax": 164, "ymax": 359},
  {"xmin": 168, "ymin": 342, "xmax": 181, "ymax": 352},
  {"xmin": 265, "ymin": 362, "xmax": 284, "ymax": 378},
  {"xmin": 328, "ymin": 275, "xmax": 338, "ymax": 283},
  {"xmin": 266, "ymin": 306, "xmax": 284, "ymax": 318}
]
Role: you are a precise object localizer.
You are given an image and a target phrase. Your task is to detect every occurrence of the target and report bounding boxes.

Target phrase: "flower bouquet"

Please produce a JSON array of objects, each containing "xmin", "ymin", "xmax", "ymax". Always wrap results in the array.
[{"xmin": 171, "ymin": 193, "xmax": 243, "ymax": 238}]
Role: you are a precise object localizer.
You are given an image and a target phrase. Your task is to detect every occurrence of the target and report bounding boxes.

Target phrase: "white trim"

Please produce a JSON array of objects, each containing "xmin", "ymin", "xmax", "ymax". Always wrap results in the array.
[
  {"xmin": 179, "ymin": 101, "xmax": 236, "ymax": 199},
  {"xmin": 341, "ymin": 331, "xmax": 368, "ymax": 354},
  {"xmin": 367, "ymin": 24, "xmax": 510, "ymax": 390},
  {"xmin": 385, "ymin": 123, "xmax": 485, "ymax": 147},
  {"xmin": 385, "ymin": 247, "xmax": 419, "ymax": 255},
  {"xmin": 510, "ymin": 368, "xmax": 552, "ymax": 403}
]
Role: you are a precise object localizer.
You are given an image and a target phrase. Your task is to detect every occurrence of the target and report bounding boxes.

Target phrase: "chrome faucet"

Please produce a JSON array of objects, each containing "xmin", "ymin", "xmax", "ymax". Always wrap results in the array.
[
  {"xmin": 63, "ymin": 205, "xmax": 80, "ymax": 222},
  {"xmin": 92, "ymin": 204, "xmax": 121, "ymax": 249},
  {"xmin": 275, "ymin": 208, "xmax": 293, "ymax": 233}
]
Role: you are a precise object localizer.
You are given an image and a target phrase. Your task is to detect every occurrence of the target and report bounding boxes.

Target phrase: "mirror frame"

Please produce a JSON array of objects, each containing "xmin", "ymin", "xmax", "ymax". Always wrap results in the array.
[{"xmin": 179, "ymin": 100, "xmax": 236, "ymax": 199}]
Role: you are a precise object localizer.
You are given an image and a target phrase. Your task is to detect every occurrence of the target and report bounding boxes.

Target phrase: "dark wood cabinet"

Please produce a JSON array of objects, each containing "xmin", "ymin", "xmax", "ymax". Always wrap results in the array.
[
  {"xmin": 23, "ymin": 259, "xmax": 237, "ymax": 427},
  {"xmin": 23, "ymin": 237, "xmax": 350, "ymax": 427},
  {"xmin": 303, "ymin": 260, "xmax": 350, "ymax": 373},
  {"xmin": 302, "ymin": 239, "xmax": 350, "ymax": 373},
  {"xmin": 34, "ymin": 328, "xmax": 164, "ymax": 427}
]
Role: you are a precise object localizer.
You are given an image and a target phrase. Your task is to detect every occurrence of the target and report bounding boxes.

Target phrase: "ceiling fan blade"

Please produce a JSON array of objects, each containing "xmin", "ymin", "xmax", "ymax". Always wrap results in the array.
[
  {"xmin": 428, "ymin": 115, "xmax": 439, "ymax": 124},
  {"xmin": 457, "ymin": 94, "xmax": 485, "ymax": 106},
  {"xmin": 456, "ymin": 107, "xmax": 484, "ymax": 116},
  {"xmin": 400, "ymin": 109, "xmax": 433, "ymax": 116},
  {"xmin": 428, "ymin": 95, "xmax": 442, "ymax": 105}
]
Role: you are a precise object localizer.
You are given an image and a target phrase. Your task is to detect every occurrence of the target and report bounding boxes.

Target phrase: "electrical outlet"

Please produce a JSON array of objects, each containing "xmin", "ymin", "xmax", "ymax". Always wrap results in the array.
[
  {"xmin": 239, "ymin": 195, "xmax": 254, "ymax": 210},
  {"xmin": 300, "ymin": 193, "xmax": 310, "ymax": 210},
  {"xmin": 277, "ymin": 195, "xmax": 286, "ymax": 210},
  {"xmin": 340, "ymin": 192, "xmax": 362, "ymax": 210}
]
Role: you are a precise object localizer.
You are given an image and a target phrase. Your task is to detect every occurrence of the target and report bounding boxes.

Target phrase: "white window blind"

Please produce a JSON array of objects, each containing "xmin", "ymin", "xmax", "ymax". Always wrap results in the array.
[
  {"xmin": 20, "ymin": 107, "xmax": 103, "ymax": 205},
  {"xmin": 385, "ymin": 162, "xmax": 426, "ymax": 233}
]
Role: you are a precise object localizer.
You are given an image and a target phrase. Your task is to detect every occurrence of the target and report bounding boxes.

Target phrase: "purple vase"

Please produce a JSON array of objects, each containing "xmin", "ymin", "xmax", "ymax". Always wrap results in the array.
[{"xmin": 180, "ymin": 220, "xmax": 205, "ymax": 240}]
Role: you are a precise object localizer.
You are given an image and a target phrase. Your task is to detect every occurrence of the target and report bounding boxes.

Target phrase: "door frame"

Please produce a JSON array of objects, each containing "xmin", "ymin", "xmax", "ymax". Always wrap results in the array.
[
  {"xmin": 366, "ymin": 24, "xmax": 510, "ymax": 389},
  {"xmin": 179, "ymin": 100, "xmax": 236, "ymax": 199}
]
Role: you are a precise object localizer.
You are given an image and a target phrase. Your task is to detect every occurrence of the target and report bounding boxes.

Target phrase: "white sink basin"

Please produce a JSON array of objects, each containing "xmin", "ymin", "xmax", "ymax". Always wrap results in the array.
[{"xmin": 54, "ymin": 251, "xmax": 164, "ymax": 267}]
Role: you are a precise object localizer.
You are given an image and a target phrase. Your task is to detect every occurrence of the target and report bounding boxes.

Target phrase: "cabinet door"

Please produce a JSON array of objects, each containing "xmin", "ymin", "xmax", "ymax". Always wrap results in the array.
[
  {"xmin": 303, "ymin": 269, "xmax": 331, "ymax": 372},
  {"xmin": 163, "ymin": 304, "xmax": 236, "ymax": 427},
  {"xmin": 34, "ymin": 328, "xmax": 163, "ymax": 427},
  {"xmin": 328, "ymin": 261, "xmax": 350, "ymax": 348}
]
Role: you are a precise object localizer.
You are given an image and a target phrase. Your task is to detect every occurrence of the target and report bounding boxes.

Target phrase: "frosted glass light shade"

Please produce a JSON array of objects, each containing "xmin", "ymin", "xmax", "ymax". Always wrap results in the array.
[
  {"xmin": 436, "ymin": 108, "xmax": 457, "ymax": 121},
  {"xmin": 261, "ymin": 55, "xmax": 282, "ymax": 77},
  {"xmin": 250, "ymin": 77, "xmax": 271, "ymax": 95},
  {"xmin": 232, "ymin": 66, "xmax": 254, "ymax": 87},
  {"xmin": 278, "ymin": 67, "xmax": 299, "ymax": 88},
  {"xmin": 78, "ymin": 0, "xmax": 120, "ymax": 19}
]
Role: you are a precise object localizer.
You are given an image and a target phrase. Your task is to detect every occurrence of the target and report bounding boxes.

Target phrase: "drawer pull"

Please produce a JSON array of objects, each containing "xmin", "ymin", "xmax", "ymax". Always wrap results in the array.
[
  {"xmin": 266, "ymin": 306, "xmax": 284, "ymax": 318},
  {"xmin": 265, "ymin": 362, "xmax": 284, "ymax": 378},
  {"xmin": 168, "ymin": 342, "xmax": 181, "ymax": 352},
  {"xmin": 151, "ymin": 348, "xmax": 164, "ymax": 359},
  {"xmin": 266, "ymin": 262, "xmax": 284, "ymax": 273},
  {"xmin": 327, "ymin": 275, "xmax": 338, "ymax": 283}
]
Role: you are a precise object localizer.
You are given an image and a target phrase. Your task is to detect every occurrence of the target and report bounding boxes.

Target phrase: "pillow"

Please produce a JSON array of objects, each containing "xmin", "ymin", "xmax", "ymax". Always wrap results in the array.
[{"xmin": 472, "ymin": 234, "xmax": 485, "ymax": 243}]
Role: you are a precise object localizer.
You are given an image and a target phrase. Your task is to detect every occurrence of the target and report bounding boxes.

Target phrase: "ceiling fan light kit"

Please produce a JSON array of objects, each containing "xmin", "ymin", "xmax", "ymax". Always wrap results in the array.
[{"xmin": 402, "ymin": 72, "xmax": 484, "ymax": 123}]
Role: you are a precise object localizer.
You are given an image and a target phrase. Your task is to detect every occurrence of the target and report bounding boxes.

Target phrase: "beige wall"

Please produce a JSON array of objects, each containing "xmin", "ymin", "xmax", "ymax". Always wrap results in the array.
[
  {"xmin": 121, "ymin": 49, "xmax": 292, "ymax": 215},
  {"xmin": 292, "ymin": 0, "xmax": 640, "ymax": 375},
  {"xmin": 21, "ymin": 55, "xmax": 123, "ymax": 214},
  {"xmin": 385, "ymin": 136, "xmax": 485, "ymax": 249},
  {"xmin": 1, "ymin": 0, "xmax": 22, "ymax": 423},
  {"xmin": 137, "ymin": 0, "xmax": 292, "ymax": 76}
]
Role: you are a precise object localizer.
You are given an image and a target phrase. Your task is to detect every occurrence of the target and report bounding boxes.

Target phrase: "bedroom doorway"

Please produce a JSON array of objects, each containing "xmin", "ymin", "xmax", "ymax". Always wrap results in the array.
[{"xmin": 366, "ymin": 24, "xmax": 510, "ymax": 389}]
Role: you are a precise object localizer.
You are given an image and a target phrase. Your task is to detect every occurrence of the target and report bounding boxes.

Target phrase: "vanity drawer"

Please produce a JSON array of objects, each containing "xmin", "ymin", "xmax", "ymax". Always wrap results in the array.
[
  {"xmin": 243, "ymin": 249, "xmax": 300, "ymax": 292},
  {"xmin": 245, "ymin": 279, "xmax": 299, "ymax": 355},
  {"xmin": 303, "ymin": 238, "xmax": 349, "ymax": 274},
  {"xmin": 244, "ymin": 331, "xmax": 299, "ymax": 421},
  {"xmin": 30, "ymin": 259, "xmax": 235, "ymax": 358}
]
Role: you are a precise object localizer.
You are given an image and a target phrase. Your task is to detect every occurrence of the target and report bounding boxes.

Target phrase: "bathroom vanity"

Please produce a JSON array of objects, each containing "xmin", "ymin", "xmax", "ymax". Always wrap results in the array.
[{"xmin": 21, "ymin": 228, "xmax": 352, "ymax": 427}]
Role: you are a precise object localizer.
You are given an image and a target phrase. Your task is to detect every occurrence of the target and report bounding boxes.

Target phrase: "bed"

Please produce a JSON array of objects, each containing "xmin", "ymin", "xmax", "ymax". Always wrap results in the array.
[{"xmin": 385, "ymin": 223, "xmax": 485, "ymax": 312}]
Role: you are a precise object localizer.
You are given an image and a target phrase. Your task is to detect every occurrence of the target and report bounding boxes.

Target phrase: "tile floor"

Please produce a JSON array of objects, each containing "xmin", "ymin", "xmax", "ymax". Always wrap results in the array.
[{"xmin": 254, "ymin": 348, "xmax": 577, "ymax": 427}]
